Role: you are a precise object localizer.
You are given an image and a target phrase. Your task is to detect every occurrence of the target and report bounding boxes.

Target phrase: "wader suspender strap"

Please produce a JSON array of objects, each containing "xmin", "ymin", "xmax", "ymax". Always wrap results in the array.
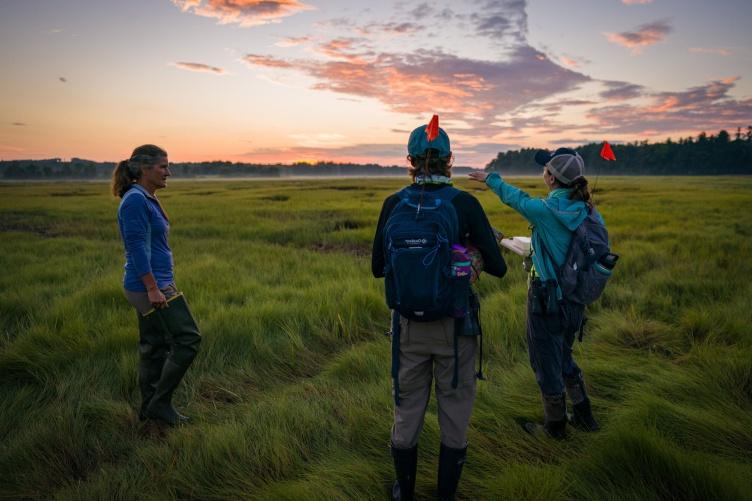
[
  {"xmin": 452, "ymin": 318, "xmax": 461, "ymax": 389},
  {"xmin": 391, "ymin": 310, "xmax": 401, "ymax": 406}
]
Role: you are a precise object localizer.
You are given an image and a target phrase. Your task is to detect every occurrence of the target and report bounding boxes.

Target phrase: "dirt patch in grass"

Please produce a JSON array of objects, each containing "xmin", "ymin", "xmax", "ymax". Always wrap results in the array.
[
  {"xmin": 311, "ymin": 242, "xmax": 370, "ymax": 257},
  {"xmin": 0, "ymin": 212, "xmax": 57, "ymax": 236},
  {"xmin": 49, "ymin": 191, "xmax": 99, "ymax": 197},
  {"xmin": 198, "ymin": 381, "xmax": 243, "ymax": 405},
  {"xmin": 261, "ymin": 194, "xmax": 290, "ymax": 202},
  {"xmin": 333, "ymin": 219, "xmax": 364, "ymax": 231},
  {"xmin": 329, "ymin": 186, "xmax": 365, "ymax": 191},
  {"xmin": 189, "ymin": 191, "xmax": 220, "ymax": 196}
]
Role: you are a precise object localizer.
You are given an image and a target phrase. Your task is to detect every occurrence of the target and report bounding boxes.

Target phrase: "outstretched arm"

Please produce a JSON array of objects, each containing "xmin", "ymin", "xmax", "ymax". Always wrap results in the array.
[{"xmin": 469, "ymin": 171, "xmax": 548, "ymax": 224}]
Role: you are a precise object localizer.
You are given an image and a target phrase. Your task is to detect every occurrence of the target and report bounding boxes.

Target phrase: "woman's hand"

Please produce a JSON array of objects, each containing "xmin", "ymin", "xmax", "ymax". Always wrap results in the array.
[
  {"xmin": 468, "ymin": 171, "xmax": 489, "ymax": 183},
  {"xmin": 148, "ymin": 287, "xmax": 168, "ymax": 309}
]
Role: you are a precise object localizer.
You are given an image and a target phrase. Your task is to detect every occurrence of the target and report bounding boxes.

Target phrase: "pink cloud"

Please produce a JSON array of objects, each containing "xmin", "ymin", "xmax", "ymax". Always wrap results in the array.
[
  {"xmin": 586, "ymin": 77, "xmax": 752, "ymax": 135},
  {"xmin": 244, "ymin": 43, "xmax": 589, "ymax": 128},
  {"xmin": 605, "ymin": 20, "xmax": 671, "ymax": 54},
  {"xmin": 243, "ymin": 54, "xmax": 294, "ymax": 68},
  {"xmin": 559, "ymin": 56, "xmax": 579, "ymax": 69},
  {"xmin": 171, "ymin": 0, "xmax": 313, "ymax": 27},
  {"xmin": 600, "ymin": 81, "xmax": 645, "ymax": 101},
  {"xmin": 171, "ymin": 62, "xmax": 226, "ymax": 74},
  {"xmin": 689, "ymin": 47, "xmax": 732, "ymax": 56},
  {"xmin": 622, "ymin": 0, "xmax": 654, "ymax": 4},
  {"xmin": 275, "ymin": 36, "xmax": 312, "ymax": 47}
]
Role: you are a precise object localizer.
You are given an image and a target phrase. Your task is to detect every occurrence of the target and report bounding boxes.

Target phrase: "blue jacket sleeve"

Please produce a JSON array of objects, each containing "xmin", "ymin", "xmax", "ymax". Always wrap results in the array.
[
  {"xmin": 120, "ymin": 195, "xmax": 152, "ymax": 278},
  {"xmin": 485, "ymin": 172, "xmax": 550, "ymax": 226}
]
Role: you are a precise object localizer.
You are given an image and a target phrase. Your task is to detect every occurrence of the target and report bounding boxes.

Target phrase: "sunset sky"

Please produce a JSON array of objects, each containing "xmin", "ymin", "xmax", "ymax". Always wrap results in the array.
[{"xmin": 1, "ymin": 0, "xmax": 751, "ymax": 166}]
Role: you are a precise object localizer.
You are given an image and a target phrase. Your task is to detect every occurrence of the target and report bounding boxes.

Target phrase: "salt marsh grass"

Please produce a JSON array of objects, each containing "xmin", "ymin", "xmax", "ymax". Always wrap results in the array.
[{"xmin": 1, "ymin": 177, "xmax": 750, "ymax": 499}]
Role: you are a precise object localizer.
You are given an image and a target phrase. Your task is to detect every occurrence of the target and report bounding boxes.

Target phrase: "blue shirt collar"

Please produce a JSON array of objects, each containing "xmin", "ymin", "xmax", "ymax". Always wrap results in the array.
[{"xmin": 130, "ymin": 183, "xmax": 158, "ymax": 201}]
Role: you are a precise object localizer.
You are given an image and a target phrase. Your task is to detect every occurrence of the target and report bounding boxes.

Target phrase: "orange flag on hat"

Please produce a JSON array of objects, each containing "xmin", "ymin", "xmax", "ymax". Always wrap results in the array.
[
  {"xmin": 600, "ymin": 141, "xmax": 616, "ymax": 161},
  {"xmin": 426, "ymin": 114, "xmax": 439, "ymax": 142}
]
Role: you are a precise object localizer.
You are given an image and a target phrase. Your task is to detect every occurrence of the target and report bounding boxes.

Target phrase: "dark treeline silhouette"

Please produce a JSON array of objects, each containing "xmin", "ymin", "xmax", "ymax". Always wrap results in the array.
[
  {"xmin": 486, "ymin": 128, "xmax": 752, "ymax": 175},
  {"xmin": 0, "ymin": 158, "xmax": 479, "ymax": 180},
  {"xmin": 3, "ymin": 128, "xmax": 751, "ymax": 179}
]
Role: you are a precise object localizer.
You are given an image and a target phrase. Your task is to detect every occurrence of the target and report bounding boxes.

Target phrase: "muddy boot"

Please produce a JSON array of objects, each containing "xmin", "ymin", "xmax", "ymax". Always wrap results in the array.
[
  {"xmin": 144, "ymin": 359, "xmax": 191, "ymax": 426},
  {"xmin": 566, "ymin": 374, "xmax": 600, "ymax": 432},
  {"xmin": 437, "ymin": 443, "xmax": 467, "ymax": 501},
  {"xmin": 391, "ymin": 444, "xmax": 417, "ymax": 501},
  {"xmin": 524, "ymin": 393, "xmax": 567, "ymax": 440}
]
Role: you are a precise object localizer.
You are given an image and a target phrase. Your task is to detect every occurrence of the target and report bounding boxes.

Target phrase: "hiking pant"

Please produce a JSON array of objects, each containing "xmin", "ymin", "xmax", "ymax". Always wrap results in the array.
[
  {"xmin": 391, "ymin": 316, "xmax": 477, "ymax": 450},
  {"xmin": 525, "ymin": 285, "xmax": 586, "ymax": 397}
]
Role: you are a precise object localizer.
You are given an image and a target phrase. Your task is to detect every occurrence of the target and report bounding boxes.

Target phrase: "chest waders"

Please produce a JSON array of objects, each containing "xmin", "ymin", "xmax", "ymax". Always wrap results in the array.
[{"xmin": 138, "ymin": 293, "xmax": 201, "ymax": 425}]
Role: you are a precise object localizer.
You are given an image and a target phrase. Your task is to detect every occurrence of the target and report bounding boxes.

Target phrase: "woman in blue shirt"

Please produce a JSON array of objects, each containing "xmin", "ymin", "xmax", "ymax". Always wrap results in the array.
[
  {"xmin": 113, "ymin": 144, "xmax": 201, "ymax": 426},
  {"xmin": 469, "ymin": 148, "xmax": 600, "ymax": 439}
]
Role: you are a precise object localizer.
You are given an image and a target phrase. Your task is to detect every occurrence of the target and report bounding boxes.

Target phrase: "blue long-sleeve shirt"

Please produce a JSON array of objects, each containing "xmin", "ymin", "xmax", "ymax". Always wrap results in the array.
[
  {"xmin": 485, "ymin": 173, "xmax": 595, "ymax": 297},
  {"xmin": 117, "ymin": 184, "xmax": 174, "ymax": 292}
]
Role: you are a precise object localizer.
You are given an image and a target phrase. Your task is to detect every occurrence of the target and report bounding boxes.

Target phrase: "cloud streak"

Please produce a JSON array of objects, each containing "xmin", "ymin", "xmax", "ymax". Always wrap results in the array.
[
  {"xmin": 586, "ymin": 77, "xmax": 752, "ymax": 135},
  {"xmin": 172, "ymin": 62, "xmax": 226, "ymax": 74},
  {"xmin": 245, "ymin": 44, "xmax": 589, "ymax": 130},
  {"xmin": 605, "ymin": 20, "xmax": 671, "ymax": 54},
  {"xmin": 689, "ymin": 47, "xmax": 732, "ymax": 56},
  {"xmin": 171, "ymin": 0, "xmax": 313, "ymax": 27}
]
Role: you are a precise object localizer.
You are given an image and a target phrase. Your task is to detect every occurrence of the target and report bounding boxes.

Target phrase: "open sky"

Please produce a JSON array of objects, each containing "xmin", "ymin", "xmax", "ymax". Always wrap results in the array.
[{"xmin": 1, "ymin": 0, "xmax": 751, "ymax": 166}]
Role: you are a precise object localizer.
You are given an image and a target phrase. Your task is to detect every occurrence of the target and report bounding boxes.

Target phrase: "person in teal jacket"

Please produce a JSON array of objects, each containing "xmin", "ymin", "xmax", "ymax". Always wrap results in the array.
[{"xmin": 469, "ymin": 147, "xmax": 600, "ymax": 438}]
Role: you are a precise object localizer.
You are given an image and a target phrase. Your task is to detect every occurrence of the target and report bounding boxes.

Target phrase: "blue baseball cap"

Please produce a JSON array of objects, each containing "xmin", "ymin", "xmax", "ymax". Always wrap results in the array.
[{"xmin": 407, "ymin": 123, "xmax": 451, "ymax": 158}]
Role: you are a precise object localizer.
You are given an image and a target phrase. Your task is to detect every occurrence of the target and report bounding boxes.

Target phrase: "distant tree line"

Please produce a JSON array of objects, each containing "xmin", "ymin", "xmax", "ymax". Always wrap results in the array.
[
  {"xmin": 3, "ymin": 128, "xmax": 751, "ymax": 179},
  {"xmin": 486, "ymin": 127, "xmax": 752, "ymax": 175},
  {"xmin": 0, "ymin": 158, "xmax": 479, "ymax": 180}
]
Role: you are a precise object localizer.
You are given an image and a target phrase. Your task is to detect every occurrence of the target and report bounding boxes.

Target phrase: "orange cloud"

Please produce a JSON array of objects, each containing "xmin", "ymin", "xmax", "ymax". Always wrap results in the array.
[
  {"xmin": 605, "ymin": 20, "xmax": 671, "ymax": 54},
  {"xmin": 559, "ymin": 56, "xmax": 579, "ymax": 69},
  {"xmin": 171, "ymin": 62, "xmax": 226, "ymax": 74},
  {"xmin": 243, "ymin": 42, "xmax": 589, "ymax": 133},
  {"xmin": 243, "ymin": 54, "xmax": 294, "ymax": 68},
  {"xmin": 171, "ymin": 0, "xmax": 313, "ymax": 27}
]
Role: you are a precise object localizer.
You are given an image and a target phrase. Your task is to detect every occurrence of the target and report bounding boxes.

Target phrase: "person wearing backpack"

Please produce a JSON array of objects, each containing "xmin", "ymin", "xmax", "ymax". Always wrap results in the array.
[
  {"xmin": 469, "ymin": 148, "xmax": 611, "ymax": 439},
  {"xmin": 372, "ymin": 116, "xmax": 507, "ymax": 500}
]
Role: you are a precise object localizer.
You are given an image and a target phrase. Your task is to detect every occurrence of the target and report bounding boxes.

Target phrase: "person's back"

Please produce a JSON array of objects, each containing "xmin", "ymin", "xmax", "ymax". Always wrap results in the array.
[{"xmin": 372, "ymin": 116, "xmax": 506, "ymax": 500}]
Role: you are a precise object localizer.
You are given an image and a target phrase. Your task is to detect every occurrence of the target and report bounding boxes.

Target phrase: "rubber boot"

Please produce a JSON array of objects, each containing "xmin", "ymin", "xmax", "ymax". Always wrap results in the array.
[
  {"xmin": 565, "ymin": 374, "xmax": 599, "ymax": 432},
  {"xmin": 138, "ymin": 356, "xmax": 165, "ymax": 420},
  {"xmin": 524, "ymin": 393, "xmax": 567, "ymax": 439},
  {"xmin": 571, "ymin": 398, "xmax": 600, "ymax": 432},
  {"xmin": 137, "ymin": 313, "xmax": 169, "ymax": 421},
  {"xmin": 391, "ymin": 444, "xmax": 417, "ymax": 501},
  {"xmin": 144, "ymin": 359, "xmax": 191, "ymax": 426},
  {"xmin": 437, "ymin": 443, "xmax": 467, "ymax": 501}
]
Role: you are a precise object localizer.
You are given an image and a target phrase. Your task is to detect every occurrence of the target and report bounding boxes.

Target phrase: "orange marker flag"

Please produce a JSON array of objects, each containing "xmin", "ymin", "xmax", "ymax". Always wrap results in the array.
[
  {"xmin": 600, "ymin": 141, "xmax": 616, "ymax": 161},
  {"xmin": 425, "ymin": 114, "xmax": 439, "ymax": 142}
]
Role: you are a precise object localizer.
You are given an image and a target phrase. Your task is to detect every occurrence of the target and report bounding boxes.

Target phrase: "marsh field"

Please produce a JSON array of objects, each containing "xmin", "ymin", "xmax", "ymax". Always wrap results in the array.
[{"xmin": 1, "ymin": 176, "xmax": 751, "ymax": 500}]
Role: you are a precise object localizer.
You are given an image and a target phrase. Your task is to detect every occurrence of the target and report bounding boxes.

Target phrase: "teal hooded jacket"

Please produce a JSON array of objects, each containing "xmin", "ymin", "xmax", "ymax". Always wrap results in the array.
[{"xmin": 485, "ymin": 172, "xmax": 600, "ymax": 297}]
